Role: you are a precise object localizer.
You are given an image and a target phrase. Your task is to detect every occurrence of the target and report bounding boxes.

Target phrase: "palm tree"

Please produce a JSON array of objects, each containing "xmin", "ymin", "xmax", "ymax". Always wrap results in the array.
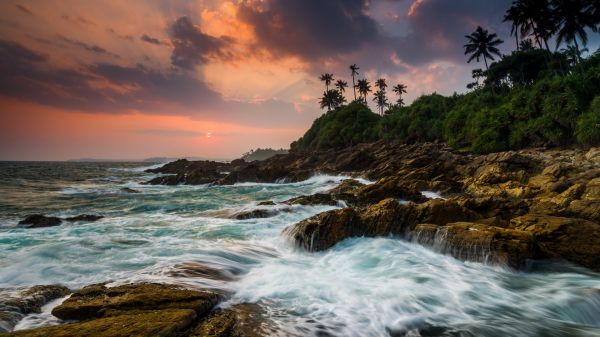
[
  {"xmin": 588, "ymin": 0, "xmax": 600, "ymax": 31},
  {"xmin": 356, "ymin": 79, "xmax": 372, "ymax": 103},
  {"xmin": 504, "ymin": 1, "xmax": 524, "ymax": 50},
  {"xmin": 514, "ymin": 0, "xmax": 554, "ymax": 51},
  {"xmin": 319, "ymin": 73, "xmax": 334, "ymax": 91},
  {"xmin": 375, "ymin": 78, "xmax": 388, "ymax": 92},
  {"xmin": 552, "ymin": 0, "xmax": 594, "ymax": 62},
  {"xmin": 392, "ymin": 84, "xmax": 407, "ymax": 107},
  {"xmin": 464, "ymin": 26, "xmax": 504, "ymax": 70},
  {"xmin": 372, "ymin": 90, "xmax": 388, "ymax": 115},
  {"xmin": 349, "ymin": 64, "xmax": 359, "ymax": 101},
  {"xmin": 319, "ymin": 89, "xmax": 345, "ymax": 111},
  {"xmin": 335, "ymin": 80, "xmax": 348, "ymax": 98}
]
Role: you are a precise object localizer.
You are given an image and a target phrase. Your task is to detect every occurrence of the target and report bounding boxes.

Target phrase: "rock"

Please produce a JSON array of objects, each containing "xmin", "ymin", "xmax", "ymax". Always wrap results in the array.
[
  {"xmin": 585, "ymin": 147, "xmax": 600, "ymax": 162},
  {"xmin": 190, "ymin": 303, "xmax": 270, "ymax": 337},
  {"xmin": 120, "ymin": 187, "xmax": 140, "ymax": 194},
  {"xmin": 4, "ymin": 309, "xmax": 197, "ymax": 337},
  {"xmin": 257, "ymin": 201, "xmax": 276, "ymax": 206},
  {"xmin": 52, "ymin": 283, "xmax": 219, "ymax": 321},
  {"xmin": 283, "ymin": 208, "xmax": 362, "ymax": 251},
  {"xmin": 354, "ymin": 175, "xmax": 427, "ymax": 205},
  {"xmin": 284, "ymin": 193, "xmax": 339, "ymax": 206},
  {"xmin": 0, "ymin": 285, "xmax": 70, "ymax": 333},
  {"xmin": 284, "ymin": 198, "xmax": 482, "ymax": 252},
  {"xmin": 412, "ymin": 222, "xmax": 535, "ymax": 269},
  {"xmin": 18, "ymin": 214, "xmax": 62, "ymax": 228},
  {"xmin": 509, "ymin": 214, "xmax": 600, "ymax": 271},
  {"xmin": 167, "ymin": 262, "xmax": 238, "ymax": 281},
  {"xmin": 64, "ymin": 215, "xmax": 104, "ymax": 222},
  {"xmin": 231, "ymin": 209, "xmax": 278, "ymax": 220}
]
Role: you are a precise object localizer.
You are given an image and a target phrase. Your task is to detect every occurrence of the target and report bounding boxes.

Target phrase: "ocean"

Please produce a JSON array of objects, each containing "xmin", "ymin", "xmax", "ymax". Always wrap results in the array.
[{"xmin": 1, "ymin": 161, "xmax": 599, "ymax": 336}]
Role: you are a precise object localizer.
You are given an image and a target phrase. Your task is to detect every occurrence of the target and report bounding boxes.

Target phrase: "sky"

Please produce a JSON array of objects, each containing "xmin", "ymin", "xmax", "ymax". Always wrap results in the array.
[{"xmin": 0, "ymin": 0, "xmax": 598, "ymax": 160}]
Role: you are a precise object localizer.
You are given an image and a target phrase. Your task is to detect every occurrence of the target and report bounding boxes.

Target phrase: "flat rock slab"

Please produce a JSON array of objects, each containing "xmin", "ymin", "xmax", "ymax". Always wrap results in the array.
[
  {"xmin": 4, "ymin": 309, "xmax": 197, "ymax": 337},
  {"xmin": 52, "ymin": 283, "xmax": 220, "ymax": 321}
]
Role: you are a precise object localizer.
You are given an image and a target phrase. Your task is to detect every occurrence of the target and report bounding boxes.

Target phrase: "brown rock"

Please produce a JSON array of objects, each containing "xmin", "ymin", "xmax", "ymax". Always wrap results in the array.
[
  {"xmin": 509, "ymin": 214, "xmax": 600, "ymax": 271},
  {"xmin": 52, "ymin": 283, "xmax": 220, "ymax": 321},
  {"xmin": 412, "ymin": 222, "xmax": 535, "ymax": 269},
  {"xmin": 4, "ymin": 309, "xmax": 197, "ymax": 337}
]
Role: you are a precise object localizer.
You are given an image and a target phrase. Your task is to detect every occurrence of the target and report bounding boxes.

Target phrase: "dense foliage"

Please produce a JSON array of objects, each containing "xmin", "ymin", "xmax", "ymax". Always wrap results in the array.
[
  {"xmin": 241, "ymin": 148, "xmax": 288, "ymax": 161},
  {"xmin": 292, "ymin": 49, "xmax": 600, "ymax": 153}
]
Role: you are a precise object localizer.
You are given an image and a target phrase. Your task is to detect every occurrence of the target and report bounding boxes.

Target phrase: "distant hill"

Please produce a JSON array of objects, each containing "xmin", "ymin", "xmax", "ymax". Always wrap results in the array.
[{"xmin": 241, "ymin": 148, "xmax": 288, "ymax": 162}]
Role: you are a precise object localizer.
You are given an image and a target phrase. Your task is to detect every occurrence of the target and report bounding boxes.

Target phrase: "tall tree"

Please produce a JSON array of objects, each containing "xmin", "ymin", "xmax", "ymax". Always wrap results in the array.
[
  {"xmin": 349, "ymin": 64, "xmax": 359, "ymax": 101},
  {"xmin": 392, "ymin": 83, "xmax": 407, "ymax": 107},
  {"xmin": 464, "ymin": 26, "xmax": 504, "ymax": 70},
  {"xmin": 589, "ymin": 0, "xmax": 600, "ymax": 31},
  {"xmin": 552, "ymin": 0, "xmax": 594, "ymax": 62},
  {"xmin": 372, "ymin": 90, "xmax": 388, "ymax": 115},
  {"xmin": 504, "ymin": 1, "xmax": 524, "ymax": 50},
  {"xmin": 319, "ymin": 89, "xmax": 345, "ymax": 111},
  {"xmin": 375, "ymin": 78, "xmax": 388, "ymax": 92},
  {"xmin": 319, "ymin": 73, "xmax": 334, "ymax": 91},
  {"xmin": 335, "ymin": 80, "xmax": 348, "ymax": 99},
  {"xmin": 356, "ymin": 79, "xmax": 372, "ymax": 103},
  {"xmin": 513, "ymin": 0, "xmax": 554, "ymax": 51}
]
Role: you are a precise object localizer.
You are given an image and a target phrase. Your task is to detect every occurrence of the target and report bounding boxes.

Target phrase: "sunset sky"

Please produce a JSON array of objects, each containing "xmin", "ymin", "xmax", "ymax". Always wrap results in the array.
[{"xmin": 1, "ymin": 0, "xmax": 598, "ymax": 160}]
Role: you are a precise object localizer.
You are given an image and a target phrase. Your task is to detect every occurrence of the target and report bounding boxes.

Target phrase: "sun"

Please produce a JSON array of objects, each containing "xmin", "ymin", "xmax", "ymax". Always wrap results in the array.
[{"xmin": 206, "ymin": 132, "xmax": 213, "ymax": 138}]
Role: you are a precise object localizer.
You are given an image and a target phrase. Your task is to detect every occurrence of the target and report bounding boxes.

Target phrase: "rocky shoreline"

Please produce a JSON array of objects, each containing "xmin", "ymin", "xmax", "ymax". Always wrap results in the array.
[
  {"xmin": 3, "ymin": 141, "xmax": 600, "ymax": 336},
  {"xmin": 146, "ymin": 141, "xmax": 600, "ymax": 271}
]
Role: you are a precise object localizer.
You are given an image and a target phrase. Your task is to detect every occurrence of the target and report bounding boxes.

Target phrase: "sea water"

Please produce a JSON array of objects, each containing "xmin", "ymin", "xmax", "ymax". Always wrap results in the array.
[{"xmin": 0, "ymin": 161, "xmax": 599, "ymax": 336}]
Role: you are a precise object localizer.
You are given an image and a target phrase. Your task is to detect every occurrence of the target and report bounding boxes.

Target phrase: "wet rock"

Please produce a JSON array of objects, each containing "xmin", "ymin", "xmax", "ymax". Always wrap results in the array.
[
  {"xmin": 4, "ymin": 309, "xmax": 197, "ymax": 337},
  {"xmin": 18, "ymin": 214, "xmax": 62, "ymax": 228},
  {"xmin": 190, "ymin": 303, "xmax": 271, "ymax": 337},
  {"xmin": 120, "ymin": 187, "xmax": 140, "ymax": 194},
  {"xmin": 257, "ymin": 201, "xmax": 276, "ymax": 206},
  {"xmin": 284, "ymin": 198, "xmax": 482, "ymax": 252},
  {"xmin": 283, "ymin": 207, "xmax": 362, "ymax": 251},
  {"xmin": 167, "ymin": 262, "xmax": 238, "ymax": 281},
  {"xmin": 64, "ymin": 215, "xmax": 104, "ymax": 222},
  {"xmin": 354, "ymin": 175, "xmax": 428, "ymax": 205},
  {"xmin": 52, "ymin": 283, "xmax": 220, "ymax": 321},
  {"xmin": 509, "ymin": 214, "xmax": 600, "ymax": 271},
  {"xmin": 0, "ymin": 285, "xmax": 70, "ymax": 333},
  {"xmin": 231, "ymin": 208, "xmax": 283, "ymax": 220},
  {"xmin": 412, "ymin": 222, "xmax": 535, "ymax": 269},
  {"xmin": 284, "ymin": 193, "xmax": 340, "ymax": 206}
]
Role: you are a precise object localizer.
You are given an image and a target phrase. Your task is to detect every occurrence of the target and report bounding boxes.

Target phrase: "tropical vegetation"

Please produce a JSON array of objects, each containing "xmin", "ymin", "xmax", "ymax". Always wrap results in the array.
[{"xmin": 298, "ymin": 0, "xmax": 600, "ymax": 153}]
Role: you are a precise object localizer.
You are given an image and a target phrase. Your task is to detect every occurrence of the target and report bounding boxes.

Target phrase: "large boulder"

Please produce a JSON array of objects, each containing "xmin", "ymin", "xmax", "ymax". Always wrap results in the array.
[
  {"xmin": 509, "ymin": 214, "xmax": 600, "ymax": 271},
  {"xmin": 52, "ymin": 283, "xmax": 219, "ymax": 321},
  {"xmin": 283, "ymin": 198, "xmax": 481, "ymax": 252},
  {"xmin": 283, "ymin": 208, "xmax": 362, "ymax": 251},
  {"xmin": 411, "ymin": 222, "xmax": 535, "ymax": 269}
]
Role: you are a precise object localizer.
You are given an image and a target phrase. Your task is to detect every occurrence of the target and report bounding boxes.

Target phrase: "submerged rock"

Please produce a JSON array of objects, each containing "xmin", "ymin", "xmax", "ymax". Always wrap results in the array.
[
  {"xmin": 167, "ymin": 262, "xmax": 239, "ymax": 281},
  {"xmin": 0, "ymin": 284, "xmax": 70, "ymax": 333},
  {"xmin": 18, "ymin": 215, "xmax": 62, "ymax": 228},
  {"xmin": 120, "ymin": 187, "xmax": 140, "ymax": 194},
  {"xmin": 231, "ymin": 209, "xmax": 279, "ymax": 220},
  {"xmin": 64, "ymin": 215, "xmax": 104, "ymax": 222}
]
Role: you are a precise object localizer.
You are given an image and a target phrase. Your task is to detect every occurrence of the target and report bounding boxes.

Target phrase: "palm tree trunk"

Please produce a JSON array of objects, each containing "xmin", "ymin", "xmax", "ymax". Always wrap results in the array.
[
  {"xmin": 352, "ymin": 76, "xmax": 356, "ymax": 101},
  {"xmin": 543, "ymin": 38, "xmax": 551, "ymax": 53},
  {"xmin": 484, "ymin": 56, "xmax": 489, "ymax": 71},
  {"xmin": 573, "ymin": 38, "xmax": 582, "ymax": 63}
]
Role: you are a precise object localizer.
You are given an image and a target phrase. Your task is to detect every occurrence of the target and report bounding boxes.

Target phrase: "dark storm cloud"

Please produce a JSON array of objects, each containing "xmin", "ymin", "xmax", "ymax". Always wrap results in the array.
[
  {"xmin": 169, "ymin": 16, "xmax": 232, "ymax": 69},
  {"xmin": 15, "ymin": 4, "xmax": 33, "ymax": 15},
  {"xmin": 140, "ymin": 34, "xmax": 163, "ymax": 45},
  {"xmin": 394, "ymin": 0, "xmax": 513, "ymax": 65},
  {"xmin": 57, "ymin": 35, "xmax": 120, "ymax": 58},
  {"xmin": 0, "ymin": 39, "xmax": 308, "ymax": 127},
  {"xmin": 237, "ymin": 0, "xmax": 380, "ymax": 60},
  {"xmin": 236, "ymin": 0, "xmax": 515, "ymax": 68}
]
